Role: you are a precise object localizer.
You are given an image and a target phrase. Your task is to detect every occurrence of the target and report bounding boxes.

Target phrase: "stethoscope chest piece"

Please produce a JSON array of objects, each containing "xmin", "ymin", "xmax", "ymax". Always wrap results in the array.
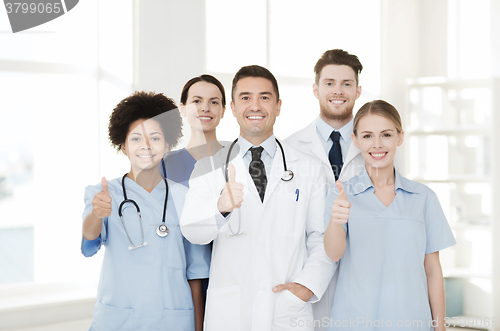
[
  {"xmin": 281, "ymin": 170, "xmax": 294, "ymax": 181},
  {"xmin": 156, "ymin": 224, "xmax": 169, "ymax": 237}
]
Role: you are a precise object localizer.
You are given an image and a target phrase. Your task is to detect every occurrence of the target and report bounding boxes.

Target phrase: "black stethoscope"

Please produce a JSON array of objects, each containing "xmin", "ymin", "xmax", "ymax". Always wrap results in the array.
[
  {"xmin": 224, "ymin": 138, "xmax": 294, "ymax": 182},
  {"xmin": 118, "ymin": 173, "xmax": 169, "ymax": 250},
  {"xmin": 223, "ymin": 138, "xmax": 293, "ymax": 238}
]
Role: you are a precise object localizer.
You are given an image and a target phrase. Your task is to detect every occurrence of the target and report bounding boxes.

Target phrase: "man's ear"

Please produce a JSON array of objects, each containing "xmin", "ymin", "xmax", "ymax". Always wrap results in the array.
[
  {"xmin": 231, "ymin": 101, "xmax": 236, "ymax": 117},
  {"xmin": 313, "ymin": 83, "xmax": 319, "ymax": 100},
  {"xmin": 356, "ymin": 85, "xmax": 362, "ymax": 100}
]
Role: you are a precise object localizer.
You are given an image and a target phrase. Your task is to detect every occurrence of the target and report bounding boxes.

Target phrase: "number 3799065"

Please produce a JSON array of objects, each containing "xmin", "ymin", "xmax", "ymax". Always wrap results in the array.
[{"xmin": 5, "ymin": 2, "xmax": 62, "ymax": 14}]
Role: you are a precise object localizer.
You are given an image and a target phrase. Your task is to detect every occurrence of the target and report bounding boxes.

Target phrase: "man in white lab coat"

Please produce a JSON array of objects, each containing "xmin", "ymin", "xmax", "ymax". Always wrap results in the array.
[
  {"xmin": 181, "ymin": 65, "xmax": 336, "ymax": 331},
  {"xmin": 285, "ymin": 49, "xmax": 365, "ymax": 330}
]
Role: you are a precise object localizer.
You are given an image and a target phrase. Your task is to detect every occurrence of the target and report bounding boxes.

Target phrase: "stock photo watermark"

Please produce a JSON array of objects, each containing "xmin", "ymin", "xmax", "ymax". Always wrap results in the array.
[
  {"xmin": 290, "ymin": 316, "xmax": 499, "ymax": 329},
  {"xmin": 3, "ymin": 0, "xmax": 79, "ymax": 33}
]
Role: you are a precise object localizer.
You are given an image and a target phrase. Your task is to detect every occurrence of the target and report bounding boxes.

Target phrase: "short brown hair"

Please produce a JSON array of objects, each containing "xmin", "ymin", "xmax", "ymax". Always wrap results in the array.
[
  {"xmin": 314, "ymin": 49, "xmax": 363, "ymax": 85},
  {"xmin": 231, "ymin": 65, "xmax": 279, "ymax": 101},
  {"xmin": 353, "ymin": 100, "xmax": 402, "ymax": 136}
]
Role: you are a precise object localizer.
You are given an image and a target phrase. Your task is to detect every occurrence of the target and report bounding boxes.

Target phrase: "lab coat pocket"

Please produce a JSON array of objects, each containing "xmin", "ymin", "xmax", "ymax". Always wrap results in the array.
[
  {"xmin": 275, "ymin": 195, "xmax": 305, "ymax": 237},
  {"xmin": 205, "ymin": 285, "xmax": 240, "ymax": 330},
  {"xmin": 91, "ymin": 302, "xmax": 135, "ymax": 331},
  {"xmin": 162, "ymin": 308, "xmax": 195, "ymax": 331},
  {"xmin": 273, "ymin": 290, "xmax": 313, "ymax": 331}
]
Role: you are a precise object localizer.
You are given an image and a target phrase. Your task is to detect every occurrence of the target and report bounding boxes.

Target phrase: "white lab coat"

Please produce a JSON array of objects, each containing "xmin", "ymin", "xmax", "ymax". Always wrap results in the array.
[
  {"xmin": 285, "ymin": 120, "xmax": 364, "ymax": 331},
  {"xmin": 180, "ymin": 140, "xmax": 336, "ymax": 331},
  {"xmin": 285, "ymin": 120, "xmax": 364, "ymax": 186}
]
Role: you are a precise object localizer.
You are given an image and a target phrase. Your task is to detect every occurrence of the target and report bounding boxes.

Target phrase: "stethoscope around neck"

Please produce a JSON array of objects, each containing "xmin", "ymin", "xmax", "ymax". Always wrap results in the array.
[
  {"xmin": 118, "ymin": 173, "xmax": 169, "ymax": 250},
  {"xmin": 223, "ymin": 138, "xmax": 294, "ymax": 238},
  {"xmin": 224, "ymin": 138, "xmax": 294, "ymax": 183}
]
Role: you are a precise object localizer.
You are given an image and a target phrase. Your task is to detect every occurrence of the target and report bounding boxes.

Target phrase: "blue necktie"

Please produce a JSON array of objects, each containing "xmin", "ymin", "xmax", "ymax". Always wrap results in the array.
[{"xmin": 329, "ymin": 131, "xmax": 343, "ymax": 180}]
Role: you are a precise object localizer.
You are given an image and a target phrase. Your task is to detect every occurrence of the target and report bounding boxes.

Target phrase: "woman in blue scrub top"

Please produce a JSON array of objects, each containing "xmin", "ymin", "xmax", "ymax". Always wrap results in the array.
[
  {"xmin": 161, "ymin": 74, "xmax": 226, "ymax": 186},
  {"xmin": 324, "ymin": 100, "xmax": 455, "ymax": 331},
  {"xmin": 81, "ymin": 91, "xmax": 210, "ymax": 331}
]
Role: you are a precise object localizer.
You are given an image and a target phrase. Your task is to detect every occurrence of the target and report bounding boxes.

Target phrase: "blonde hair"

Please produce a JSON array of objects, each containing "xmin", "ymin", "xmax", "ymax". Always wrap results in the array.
[{"xmin": 353, "ymin": 100, "xmax": 402, "ymax": 135}]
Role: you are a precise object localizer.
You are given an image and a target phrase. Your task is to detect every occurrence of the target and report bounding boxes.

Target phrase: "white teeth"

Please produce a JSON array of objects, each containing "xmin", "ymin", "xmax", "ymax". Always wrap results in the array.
[
  {"xmin": 138, "ymin": 155, "xmax": 155, "ymax": 158},
  {"xmin": 247, "ymin": 116, "xmax": 264, "ymax": 120},
  {"xmin": 371, "ymin": 153, "xmax": 386, "ymax": 158},
  {"xmin": 198, "ymin": 116, "xmax": 212, "ymax": 120},
  {"xmin": 330, "ymin": 100, "xmax": 345, "ymax": 104}
]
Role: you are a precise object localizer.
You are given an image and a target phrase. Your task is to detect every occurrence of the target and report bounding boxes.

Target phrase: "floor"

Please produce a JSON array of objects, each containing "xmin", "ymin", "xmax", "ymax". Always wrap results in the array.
[
  {"xmin": 4, "ymin": 319, "xmax": 92, "ymax": 331},
  {"xmin": 4, "ymin": 321, "xmax": 484, "ymax": 331}
]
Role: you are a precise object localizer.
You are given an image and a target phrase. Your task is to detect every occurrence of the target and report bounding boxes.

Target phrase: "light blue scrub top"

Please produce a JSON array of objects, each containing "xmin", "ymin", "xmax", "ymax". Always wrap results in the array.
[
  {"xmin": 81, "ymin": 177, "xmax": 211, "ymax": 331},
  {"xmin": 325, "ymin": 167, "xmax": 456, "ymax": 330}
]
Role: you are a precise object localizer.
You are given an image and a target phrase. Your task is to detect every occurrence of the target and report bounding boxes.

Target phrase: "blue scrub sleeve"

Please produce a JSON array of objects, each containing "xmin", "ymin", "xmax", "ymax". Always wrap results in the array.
[
  {"xmin": 81, "ymin": 184, "xmax": 108, "ymax": 258},
  {"xmin": 424, "ymin": 190, "xmax": 456, "ymax": 254},
  {"xmin": 183, "ymin": 237, "xmax": 211, "ymax": 280}
]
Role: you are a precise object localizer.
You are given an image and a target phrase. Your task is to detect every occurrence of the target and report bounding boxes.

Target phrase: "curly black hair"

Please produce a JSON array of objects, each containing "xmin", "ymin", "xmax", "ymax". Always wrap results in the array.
[{"xmin": 108, "ymin": 91, "xmax": 183, "ymax": 151}]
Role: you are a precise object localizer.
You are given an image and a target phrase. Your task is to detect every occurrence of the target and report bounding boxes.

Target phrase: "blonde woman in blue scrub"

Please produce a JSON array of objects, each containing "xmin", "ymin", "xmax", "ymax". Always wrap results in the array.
[
  {"xmin": 81, "ymin": 91, "xmax": 209, "ymax": 331},
  {"xmin": 324, "ymin": 100, "xmax": 455, "ymax": 330}
]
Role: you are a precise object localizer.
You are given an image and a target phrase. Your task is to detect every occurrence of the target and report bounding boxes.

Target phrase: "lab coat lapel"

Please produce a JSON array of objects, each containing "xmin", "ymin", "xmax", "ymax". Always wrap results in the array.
[
  {"xmin": 341, "ymin": 142, "xmax": 360, "ymax": 172},
  {"xmin": 263, "ymin": 140, "xmax": 298, "ymax": 205},
  {"xmin": 298, "ymin": 121, "xmax": 330, "ymax": 167},
  {"xmin": 232, "ymin": 152, "xmax": 260, "ymax": 200},
  {"xmin": 340, "ymin": 141, "xmax": 360, "ymax": 177}
]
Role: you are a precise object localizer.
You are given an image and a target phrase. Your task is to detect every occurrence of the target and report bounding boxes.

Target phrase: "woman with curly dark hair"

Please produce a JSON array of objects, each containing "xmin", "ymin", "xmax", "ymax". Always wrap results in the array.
[{"xmin": 81, "ymin": 91, "xmax": 209, "ymax": 331}]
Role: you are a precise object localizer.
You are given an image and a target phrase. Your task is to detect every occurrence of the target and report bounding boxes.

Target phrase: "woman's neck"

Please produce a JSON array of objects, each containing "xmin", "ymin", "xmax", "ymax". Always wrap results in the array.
[
  {"xmin": 185, "ymin": 129, "xmax": 222, "ymax": 160},
  {"xmin": 127, "ymin": 167, "xmax": 163, "ymax": 193},
  {"xmin": 366, "ymin": 163, "xmax": 395, "ymax": 188}
]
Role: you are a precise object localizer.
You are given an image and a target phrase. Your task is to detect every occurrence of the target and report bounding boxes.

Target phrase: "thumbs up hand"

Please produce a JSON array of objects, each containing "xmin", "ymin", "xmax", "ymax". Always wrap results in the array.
[
  {"xmin": 218, "ymin": 164, "xmax": 244, "ymax": 214},
  {"xmin": 92, "ymin": 177, "xmax": 112, "ymax": 219},
  {"xmin": 330, "ymin": 181, "xmax": 351, "ymax": 225}
]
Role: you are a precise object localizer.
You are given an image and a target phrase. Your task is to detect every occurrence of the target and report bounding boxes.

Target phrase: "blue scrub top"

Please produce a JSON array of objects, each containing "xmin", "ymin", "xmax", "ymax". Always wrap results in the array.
[
  {"xmin": 81, "ymin": 177, "xmax": 211, "ymax": 331},
  {"xmin": 325, "ymin": 167, "xmax": 456, "ymax": 331},
  {"xmin": 160, "ymin": 148, "xmax": 196, "ymax": 187}
]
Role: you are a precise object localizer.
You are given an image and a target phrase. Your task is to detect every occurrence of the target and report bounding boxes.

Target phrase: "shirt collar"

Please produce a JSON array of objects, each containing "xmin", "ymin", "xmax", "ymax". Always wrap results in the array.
[
  {"xmin": 238, "ymin": 134, "xmax": 277, "ymax": 158},
  {"xmin": 350, "ymin": 167, "xmax": 373, "ymax": 195},
  {"xmin": 316, "ymin": 116, "xmax": 353, "ymax": 145},
  {"xmin": 339, "ymin": 118, "xmax": 353, "ymax": 145},
  {"xmin": 394, "ymin": 169, "xmax": 418, "ymax": 194},
  {"xmin": 351, "ymin": 166, "xmax": 418, "ymax": 195}
]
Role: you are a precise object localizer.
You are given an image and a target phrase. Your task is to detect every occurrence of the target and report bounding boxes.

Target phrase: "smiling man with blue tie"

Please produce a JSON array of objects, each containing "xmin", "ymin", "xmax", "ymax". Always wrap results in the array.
[
  {"xmin": 286, "ymin": 49, "xmax": 364, "ymax": 185},
  {"xmin": 180, "ymin": 65, "xmax": 335, "ymax": 331},
  {"xmin": 285, "ymin": 49, "xmax": 365, "ymax": 331}
]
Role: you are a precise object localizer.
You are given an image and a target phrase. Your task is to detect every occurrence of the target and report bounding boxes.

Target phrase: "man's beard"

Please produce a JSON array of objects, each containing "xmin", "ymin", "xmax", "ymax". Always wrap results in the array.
[{"xmin": 319, "ymin": 100, "xmax": 353, "ymax": 123}]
